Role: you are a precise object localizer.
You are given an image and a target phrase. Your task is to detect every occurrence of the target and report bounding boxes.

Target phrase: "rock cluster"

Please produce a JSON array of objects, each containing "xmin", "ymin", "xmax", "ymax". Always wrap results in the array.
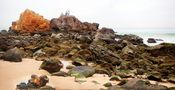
[
  {"xmin": 1, "ymin": 10, "xmax": 175, "ymax": 89},
  {"xmin": 16, "ymin": 75, "xmax": 55, "ymax": 90}
]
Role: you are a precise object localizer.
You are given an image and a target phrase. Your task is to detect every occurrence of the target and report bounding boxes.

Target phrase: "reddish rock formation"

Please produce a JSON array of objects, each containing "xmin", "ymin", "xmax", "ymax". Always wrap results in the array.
[
  {"xmin": 11, "ymin": 9, "xmax": 50, "ymax": 33},
  {"xmin": 50, "ymin": 15, "xmax": 99, "ymax": 31}
]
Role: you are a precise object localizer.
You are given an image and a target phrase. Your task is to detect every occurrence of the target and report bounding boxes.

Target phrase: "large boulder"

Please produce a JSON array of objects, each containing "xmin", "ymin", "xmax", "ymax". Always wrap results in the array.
[
  {"xmin": 1, "ymin": 47, "xmax": 22, "ymax": 62},
  {"xmin": 10, "ymin": 9, "xmax": 50, "ymax": 33},
  {"xmin": 50, "ymin": 15, "xmax": 99, "ymax": 31},
  {"xmin": 40, "ymin": 59, "xmax": 63, "ymax": 73},
  {"xmin": 68, "ymin": 66, "xmax": 95, "ymax": 77},
  {"xmin": 94, "ymin": 27, "xmax": 116, "ymax": 42}
]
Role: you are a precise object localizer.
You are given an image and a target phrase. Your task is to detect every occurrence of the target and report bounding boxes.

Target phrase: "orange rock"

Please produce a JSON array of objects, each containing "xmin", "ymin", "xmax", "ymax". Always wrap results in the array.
[{"xmin": 11, "ymin": 9, "xmax": 50, "ymax": 33}]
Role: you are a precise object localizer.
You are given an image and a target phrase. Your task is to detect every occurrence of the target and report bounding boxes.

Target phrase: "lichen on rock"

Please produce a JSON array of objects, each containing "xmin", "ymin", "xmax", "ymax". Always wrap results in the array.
[{"xmin": 11, "ymin": 9, "xmax": 50, "ymax": 33}]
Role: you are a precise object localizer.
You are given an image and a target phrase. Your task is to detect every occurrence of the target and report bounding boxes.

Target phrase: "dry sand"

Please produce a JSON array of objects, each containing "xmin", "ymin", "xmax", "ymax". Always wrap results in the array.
[
  {"xmin": 0, "ymin": 58, "xmax": 118, "ymax": 90},
  {"xmin": 0, "ymin": 58, "xmax": 174, "ymax": 90}
]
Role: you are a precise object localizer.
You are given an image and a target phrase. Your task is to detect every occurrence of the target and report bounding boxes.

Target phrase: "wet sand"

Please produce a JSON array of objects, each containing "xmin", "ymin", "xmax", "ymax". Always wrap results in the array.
[{"xmin": 0, "ymin": 58, "xmax": 118, "ymax": 90}]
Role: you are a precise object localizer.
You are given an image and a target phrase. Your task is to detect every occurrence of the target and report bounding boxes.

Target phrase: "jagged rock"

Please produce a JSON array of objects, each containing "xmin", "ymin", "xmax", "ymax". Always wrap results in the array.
[
  {"xmin": 121, "ymin": 79, "xmax": 168, "ymax": 90},
  {"xmin": 2, "ymin": 47, "xmax": 22, "ymax": 62},
  {"xmin": 147, "ymin": 38, "xmax": 156, "ymax": 43},
  {"xmin": 11, "ymin": 9, "xmax": 50, "ymax": 33},
  {"xmin": 50, "ymin": 15, "xmax": 99, "ymax": 31},
  {"xmin": 40, "ymin": 59, "xmax": 63, "ymax": 73},
  {"xmin": 68, "ymin": 66, "xmax": 95, "ymax": 77},
  {"xmin": 94, "ymin": 27, "xmax": 116, "ymax": 42}
]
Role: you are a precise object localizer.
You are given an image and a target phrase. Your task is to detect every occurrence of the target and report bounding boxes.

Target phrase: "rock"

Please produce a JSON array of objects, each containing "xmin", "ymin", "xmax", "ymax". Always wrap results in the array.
[
  {"xmin": 10, "ymin": 9, "xmax": 50, "ymax": 33},
  {"xmin": 51, "ymin": 71, "xmax": 69, "ymax": 77},
  {"xmin": 94, "ymin": 27, "xmax": 116, "ymax": 42},
  {"xmin": 110, "ymin": 75, "xmax": 122, "ymax": 81},
  {"xmin": 168, "ymin": 87, "xmax": 175, "ymax": 90},
  {"xmin": 40, "ymin": 59, "xmax": 63, "ymax": 73},
  {"xmin": 147, "ymin": 72, "xmax": 161, "ymax": 81},
  {"xmin": 0, "ymin": 30, "xmax": 8, "ymax": 35},
  {"xmin": 66, "ymin": 65, "xmax": 75, "ymax": 69},
  {"xmin": 121, "ymin": 79, "xmax": 168, "ymax": 90},
  {"xmin": 16, "ymin": 75, "xmax": 54, "ymax": 90},
  {"xmin": 108, "ymin": 85, "xmax": 126, "ymax": 90},
  {"xmin": 50, "ymin": 15, "xmax": 99, "ymax": 31},
  {"xmin": 95, "ymin": 68, "xmax": 111, "ymax": 76},
  {"xmin": 147, "ymin": 38, "xmax": 156, "ymax": 43},
  {"xmin": 2, "ymin": 47, "xmax": 22, "ymax": 62},
  {"xmin": 168, "ymin": 77, "xmax": 175, "ymax": 84},
  {"xmin": 103, "ymin": 82, "xmax": 112, "ymax": 87},
  {"xmin": 155, "ymin": 39, "xmax": 164, "ymax": 41},
  {"xmin": 68, "ymin": 66, "xmax": 95, "ymax": 77},
  {"xmin": 117, "ymin": 34, "xmax": 143, "ymax": 45},
  {"xmin": 16, "ymin": 82, "xmax": 28, "ymax": 89}
]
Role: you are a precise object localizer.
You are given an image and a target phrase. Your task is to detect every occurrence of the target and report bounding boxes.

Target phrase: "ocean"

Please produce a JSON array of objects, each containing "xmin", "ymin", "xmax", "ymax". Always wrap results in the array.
[{"xmin": 115, "ymin": 28, "xmax": 175, "ymax": 45}]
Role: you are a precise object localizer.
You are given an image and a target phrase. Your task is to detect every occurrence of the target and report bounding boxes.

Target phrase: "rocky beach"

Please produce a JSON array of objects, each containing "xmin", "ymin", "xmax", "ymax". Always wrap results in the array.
[{"xmin": 0, "ymin": 9, "xmax": 175, "ymax": 90}]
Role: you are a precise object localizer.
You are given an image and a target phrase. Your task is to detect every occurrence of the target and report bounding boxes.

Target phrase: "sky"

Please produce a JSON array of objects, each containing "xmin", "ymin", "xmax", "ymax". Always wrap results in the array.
[{"xmin": 0, "ymin": 0, "xmax": 175, "ymax": 30}]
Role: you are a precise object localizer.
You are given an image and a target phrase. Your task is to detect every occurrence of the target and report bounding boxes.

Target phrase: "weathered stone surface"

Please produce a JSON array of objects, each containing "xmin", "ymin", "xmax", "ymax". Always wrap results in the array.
[
  {"xmin": 94, "ymin": 27, "xmax": 116, "ymax": 42},
  {"xmin": 121, "ymin": 79, "xmax": 168, "ymax": 90},
  {"xmin": 2, "ymin": 47, "xmax": 22, "ymax": 62},
  {"xmin": 11, "ymin": 9, "xmax": 50, "ymax": 33},
  {"xmin": 40, "ymin": 59, "xmax": 63, "ymax": 73},
  {"xmin": 50, "ymin": 15, "xmax": 99, "ymax": 31},
  {"xmin": 68, "ymin": 66, "xmax": 95, "ymax": 77},
  {"xmin": 51, "ymin": 71, "xmax": 69, "ymax": 77}
]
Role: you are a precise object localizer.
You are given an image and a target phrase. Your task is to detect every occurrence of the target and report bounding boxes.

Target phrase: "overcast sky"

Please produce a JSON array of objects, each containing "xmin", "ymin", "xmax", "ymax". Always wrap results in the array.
[{"xmin": 0, "ymin": 0, "xmax": 175, "ymax": 30}]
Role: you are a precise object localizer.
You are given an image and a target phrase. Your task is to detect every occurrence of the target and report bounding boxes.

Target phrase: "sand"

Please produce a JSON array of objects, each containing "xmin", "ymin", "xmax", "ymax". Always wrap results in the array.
[
  {"xmin": 0, "ymin": 58, "xmax": 175, "ymax": 90},
  {"xmin": 0, "ymin": 58, "xmax": 118, "ymax": 90}
]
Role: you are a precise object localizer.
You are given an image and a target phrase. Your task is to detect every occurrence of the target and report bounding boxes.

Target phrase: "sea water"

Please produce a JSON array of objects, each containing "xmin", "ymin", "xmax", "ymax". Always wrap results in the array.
[{"xmin": 115, "ymin": 28, "xmax": 175, "ymax": 46}]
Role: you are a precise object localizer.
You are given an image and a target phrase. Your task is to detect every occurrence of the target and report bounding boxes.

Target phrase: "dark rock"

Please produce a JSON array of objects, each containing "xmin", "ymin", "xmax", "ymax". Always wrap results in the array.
[
  {"xmin": 168, "ymin": 87, "xmax": 175, "ymax": 90},
  {"xmin": 0, "ymin": 30, "xmax": 8, "ymax": 35},
  {"xmin": 110, "ymin": 75, "xmax": 122, "ymax": 81},
  {"xmin": 117, "ymin": 34, "xmax": 143, "ymax": 45},
  {"xmin": 147, "ymin": 38, "xmax": 156, "ymax": 43},
  {"xmin": 168, "ymin": 77, "xmax": 175, "ymax": 84},
  {"xmin": 40, "ymin": 59, "xmax": 63, "ymax": 73},
  {"xmin": 94, "ymin": 27, "xmax": 116, "ymax": 42},
  {"xmin": 103, "ymin": 82, "xmax": 112, "ymax": 87},
  {"xmin": 121, "ymin": 79, "xmax": 168, "ymax": 90},
  {"xmin": 68, "ymin": 66, "xmax": 95, "ymax": 77},
  {"xmin": 51, "ymin": 71, "xmax": 69, "ymax": 77},
  {"xmin": 95, "ymin": 68, "xmax": 111, "ymax": 76},
  {"xmin": 108, "ymin": 85, "xmax": 126, "ymax": 90},
  {"xmin": 2, "ymin": 47, "xmax": 22, "ymax": 62},
  {"xmin": 155, "ymin": 39, "xmax": 164, "ymax": 41},
  {"xmin": 16, "ymin": 82, "xmax": 28, "ymax": 89},
  {"xmin": 147, "ymin": 74, "xmax": 161, "ymax": 81}
]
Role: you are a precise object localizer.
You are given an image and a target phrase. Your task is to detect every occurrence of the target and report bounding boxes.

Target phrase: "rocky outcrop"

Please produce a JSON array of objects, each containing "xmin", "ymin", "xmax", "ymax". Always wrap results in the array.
[
  {"xmin": 50, "ymin": 15, "xmax": 99, "ymax": 32},
  {"xmin": 11, "ymin": 9, "xmax": 50, "ymax": 33}
]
